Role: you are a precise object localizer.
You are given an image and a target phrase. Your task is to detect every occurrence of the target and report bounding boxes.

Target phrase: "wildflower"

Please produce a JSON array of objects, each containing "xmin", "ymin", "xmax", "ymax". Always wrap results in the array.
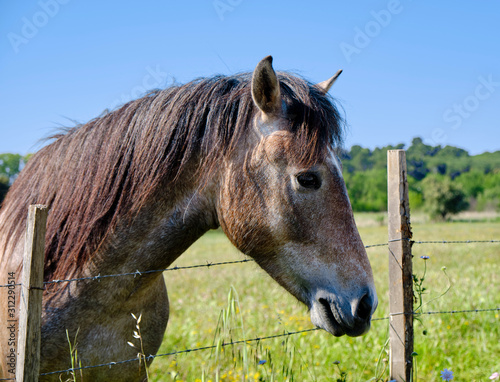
[
  {"xmin": 420, "ymin": 255, "xmax": 430, "ymax": 260},
  {"xmin": 440, "ymin": 368, "xmax": 454, "ymax": 381},
  {"xmin": 333, "ymin": 360, "xmax": 340, "ymax": 365},
  {"xmin": 258, "ymin": 360, "xmax": 266, "ymax": 365},
  {"xmin": 490, "ymin": 372, "xmax": 500, "ymax": 380}
]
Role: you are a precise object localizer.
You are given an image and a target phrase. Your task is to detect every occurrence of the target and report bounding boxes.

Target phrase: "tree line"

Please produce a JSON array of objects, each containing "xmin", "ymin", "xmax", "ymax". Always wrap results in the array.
[
  {"xmin": 1, "ymin": 138, "xmax": 499, "ymax": 219},
  {"xmin": 342, "ymin": 137, "xmax": 500, "ymax": 219}
]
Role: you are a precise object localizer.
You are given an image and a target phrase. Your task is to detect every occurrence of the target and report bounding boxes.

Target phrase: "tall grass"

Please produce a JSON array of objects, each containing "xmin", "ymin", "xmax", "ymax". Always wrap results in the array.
[
  {"xmin": 147, "ymin": 214, "xmax": 500, "ymax": 381},
  {"xmin": 65, "ymin": 329, "xmax": 83, "ymax": 382}
]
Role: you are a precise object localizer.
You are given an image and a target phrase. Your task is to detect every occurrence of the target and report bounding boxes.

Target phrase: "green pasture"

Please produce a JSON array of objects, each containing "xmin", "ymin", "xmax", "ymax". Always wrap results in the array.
[{"xmin": 146, "ymin": 213, "xmax": 500, "ymax": 381}]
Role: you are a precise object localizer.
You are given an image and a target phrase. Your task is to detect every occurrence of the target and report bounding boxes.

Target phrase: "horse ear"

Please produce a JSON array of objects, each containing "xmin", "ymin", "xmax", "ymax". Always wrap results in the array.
[
  {"xmin": 315, "ymin": 69, "xmax": 343, "ymax": 94},
  {"xmin": 251, "ymin": 55, "xmax": 282, "ymax": 117}
]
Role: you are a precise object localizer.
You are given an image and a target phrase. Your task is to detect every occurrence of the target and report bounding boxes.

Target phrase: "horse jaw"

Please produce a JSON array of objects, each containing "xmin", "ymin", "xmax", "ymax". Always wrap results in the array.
[{"xmin": 269, "ymin": 242, "xmax": 377, "ymax": 338}]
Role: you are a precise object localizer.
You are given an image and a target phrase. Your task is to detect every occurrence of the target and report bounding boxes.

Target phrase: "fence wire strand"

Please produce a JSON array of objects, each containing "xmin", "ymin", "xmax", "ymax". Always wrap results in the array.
[
  {"xmin": 40, "ymin": 316, "xmax": 392, "ymax": 377},
  {"xmin": 413, "ymin": 239, "xmax": 500, "ymax": 245},
  {"xmin": 39, "ymin": 327, "xmax": 320, "ymax": 377},
  {"xmin": 1, "ymin": 238, "xmax": 498, "ymax": 289},
  {"xmin": 41, "ymin": 240, "xmax": 399, "ymax": 285},
  {"xmin": 43, "ymin": 259, "xmax": 254, "ymax": 286},
  {"xmin": 36, "ymin": 306, "xmax": 499, "ymax": 377},
  {"xmin": 390, "ymin": 307, "xmax": 500, "ymax": 317}
]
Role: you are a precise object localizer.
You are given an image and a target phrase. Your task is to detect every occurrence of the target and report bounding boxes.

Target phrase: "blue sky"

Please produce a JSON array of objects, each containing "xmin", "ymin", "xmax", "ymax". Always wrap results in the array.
[{"xmin": 1, "ymin": 1, "xmax": 499, "ymax": 155}]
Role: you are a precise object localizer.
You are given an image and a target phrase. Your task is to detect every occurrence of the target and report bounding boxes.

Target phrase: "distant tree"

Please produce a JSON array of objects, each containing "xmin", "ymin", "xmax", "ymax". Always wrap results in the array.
[
  {"xmin": 0, "ymin": 153, "xmax": 23, "ymax": 183},
  {"xmin": 407, "ymin": 159, "xmax": 429, "ymax": 180},
  {"xmin": 347, "ymin": 145, "xmax": 374, "ymax": 172},
  {"xmin": 406, "ymin": 138, "xmax": 434, "ymax": 180},
  {"xmin": 407, "ymin": 137, "xmax": 439, "ymax": 158},
  {"xmin": 436, "ymin": 163, "xmax": 447, "ymax": 175},
  {"xmin": 432, "ymin": 146, "xmax": 470, "ymax": 178},
  {"xmin": 476, "ymin": 186, "xmax": 500, "ymax": 211},
  {"xmin": 454, "ymin": 170, "xmax": 484, "ymax": 198},
  {"xmin": 475, "ymin": 170, "xmax": 500, "ymax": 211},
  {"xmin": 422, "ymin": 175, "xmax": 469, "ymax": 220},
  {"xmin": 344, "ymin": 169, "xmax": 387, "ymax": 211}
]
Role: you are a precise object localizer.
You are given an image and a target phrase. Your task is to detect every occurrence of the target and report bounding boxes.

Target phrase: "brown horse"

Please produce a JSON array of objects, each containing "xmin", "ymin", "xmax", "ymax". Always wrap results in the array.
[{"xmin": 0, "ymin": 56, "xmax": 377, "ymax": 381}]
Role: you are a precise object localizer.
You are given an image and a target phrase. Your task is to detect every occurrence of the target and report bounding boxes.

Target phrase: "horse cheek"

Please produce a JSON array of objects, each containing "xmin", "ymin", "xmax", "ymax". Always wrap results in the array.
[{"xmin": 218, "ymin": 176, "xmax": 275, "ymax": 256}]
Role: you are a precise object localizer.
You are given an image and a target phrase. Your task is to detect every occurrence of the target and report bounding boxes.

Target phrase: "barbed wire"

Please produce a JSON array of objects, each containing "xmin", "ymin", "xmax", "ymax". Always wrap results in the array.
[
  {"xmin": 390, "ymin": 307, "xmax": 500, "ymax": 317},
  {"xmin": 40, "ymin": 317, "xmax": 394, "ymax": 377},
  {"xmin": 38, "ymin": 327, "xmax": 321, "ymax": 377},
  {"xmin": 1, "ymin": 242, "xmax": 398, "ymax": 289},
  {"xmin": 1, "ymin": 238, "xmax": 498, "ymax": 288},
  {"xmin": 36, "ymin": 305, "xmax": 499, "ymax": 377},
  {"xmin": 413, "ymin": 239, "xmax": 500, "ymax": 245},
  {"xmin": 43, "ymin": 259, "xmax": 254, "ymax": 286},
  {"xmin": 39, "ymin": 240, "xmax": 399, "ymax": 285},
  {"xmin": 0, "ymin": 259, "xmax": 255, "ymax": 288},
  {"xmin": 0, "ymin": 241, "xmax": 399, "ymax": 288}
]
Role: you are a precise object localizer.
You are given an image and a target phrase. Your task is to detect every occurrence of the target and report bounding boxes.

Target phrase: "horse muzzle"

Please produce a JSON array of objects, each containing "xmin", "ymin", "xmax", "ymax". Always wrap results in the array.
[{"xmin": 309, "ymin": 287, "xmax": 378, "ymax": 337}]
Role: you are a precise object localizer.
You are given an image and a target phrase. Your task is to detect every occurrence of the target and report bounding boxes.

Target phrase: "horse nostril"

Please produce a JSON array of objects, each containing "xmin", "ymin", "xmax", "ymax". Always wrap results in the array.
[{"xmin": 356, "ymin": 293, "xmax": 373, "ymax": 321}]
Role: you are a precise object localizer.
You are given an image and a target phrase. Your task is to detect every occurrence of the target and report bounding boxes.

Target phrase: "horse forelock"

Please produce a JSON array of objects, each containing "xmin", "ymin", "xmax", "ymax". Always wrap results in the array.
[
  {"xmin": 0, "ymin": 71, "xmax": 344, "ymax": 284},
  {"xmin": 277, "ymin": 74, "xmax": 344, "ymax": 166}
]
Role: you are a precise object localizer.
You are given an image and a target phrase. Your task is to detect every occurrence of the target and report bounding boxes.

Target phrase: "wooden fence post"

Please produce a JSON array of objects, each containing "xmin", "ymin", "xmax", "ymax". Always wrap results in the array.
[
  {"xmin": 16, "ymin": 205, "xmax": 47, "ymax": 382},
  {"xmin": 387, "ymin": 150, "xmax": 414, "ymax": 381}
]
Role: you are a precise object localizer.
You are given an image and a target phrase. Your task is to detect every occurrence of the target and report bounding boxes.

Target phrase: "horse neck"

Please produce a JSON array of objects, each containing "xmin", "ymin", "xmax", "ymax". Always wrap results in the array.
[{"xmin": 94, "ymin": 179, "xmax": 220, "ymax": 277}]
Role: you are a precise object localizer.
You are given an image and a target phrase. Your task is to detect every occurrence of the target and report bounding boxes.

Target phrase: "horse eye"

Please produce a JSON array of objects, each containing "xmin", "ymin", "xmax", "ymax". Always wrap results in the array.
[{"xmin": 296, "ymin": 172, "xmax": 322, "ymax": 190}]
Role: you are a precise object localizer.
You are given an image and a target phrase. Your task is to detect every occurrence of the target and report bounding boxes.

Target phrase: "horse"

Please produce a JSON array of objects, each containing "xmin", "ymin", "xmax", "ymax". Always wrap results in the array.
[{"xmin": 0, "ymin": 56, "xmax": 377, "ymax": 381}]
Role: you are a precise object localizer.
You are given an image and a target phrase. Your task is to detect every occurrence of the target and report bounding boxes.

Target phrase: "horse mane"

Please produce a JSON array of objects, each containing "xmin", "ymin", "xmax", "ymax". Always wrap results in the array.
[{"xmin": 0, "ymin": 72, "xmax": 344, "ymax": 283}]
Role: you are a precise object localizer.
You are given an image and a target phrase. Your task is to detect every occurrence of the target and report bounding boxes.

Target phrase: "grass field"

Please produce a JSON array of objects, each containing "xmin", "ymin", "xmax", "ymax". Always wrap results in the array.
[{"xmin": 146, "ymin": 213, "xmax": 500, "ymax": 381}]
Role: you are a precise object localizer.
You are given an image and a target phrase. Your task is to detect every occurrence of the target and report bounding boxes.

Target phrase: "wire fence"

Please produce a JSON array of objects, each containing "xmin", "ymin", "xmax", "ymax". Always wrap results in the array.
[{"xmin": 1, "ymin": 237, "xmax": 499, "ymax": 381}]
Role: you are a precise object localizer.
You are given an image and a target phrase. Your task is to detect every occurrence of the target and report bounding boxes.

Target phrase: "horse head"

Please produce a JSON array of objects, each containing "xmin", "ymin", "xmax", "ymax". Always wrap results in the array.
[{"xmin": 217, "ymin": 56, "xmax": 377, "ymax": 337}]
